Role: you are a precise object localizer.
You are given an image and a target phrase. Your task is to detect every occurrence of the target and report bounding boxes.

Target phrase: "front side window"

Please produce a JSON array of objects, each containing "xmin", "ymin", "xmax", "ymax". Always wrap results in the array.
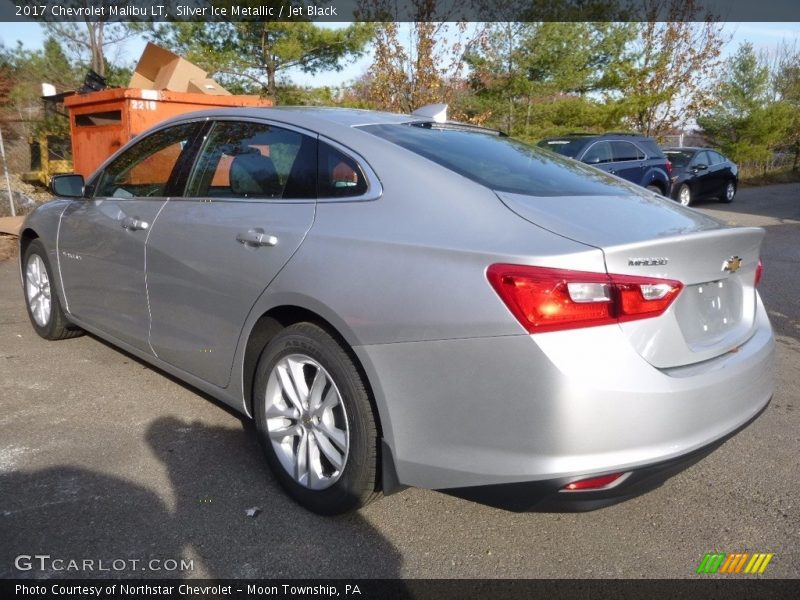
[
  {"xmin": 693, "ymin": 151, "xmax": 711, "ymax": 167},
  {"xmin": 582, "ymin": 141, "xmax": 614, "ymax": 164},
  {"xmin": 95, "ymin": 122, "xmax": 200, "ymax": 198},
  {"xmin": 187, "ymin": 121, "xmax": 317, "ymax": 199}
]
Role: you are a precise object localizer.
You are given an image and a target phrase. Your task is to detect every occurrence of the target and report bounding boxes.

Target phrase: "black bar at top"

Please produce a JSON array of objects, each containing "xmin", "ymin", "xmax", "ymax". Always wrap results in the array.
[{"xmin": 1, "ymin": 0, "xmax": 800, "ymax": 23}]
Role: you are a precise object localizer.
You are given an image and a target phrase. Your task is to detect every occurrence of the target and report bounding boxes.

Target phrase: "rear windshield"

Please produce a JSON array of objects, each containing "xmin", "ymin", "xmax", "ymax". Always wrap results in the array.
[
  {"xmin": 536, "ymin": 138, "xmax": 587, "ymax": 158},
  {"xmin": 664, "ymin": 150, "xmax": 694, "ymax": 168},
  {"xmin": 361, "ymin": 123, "xmax": 639, "ymax": 197}
]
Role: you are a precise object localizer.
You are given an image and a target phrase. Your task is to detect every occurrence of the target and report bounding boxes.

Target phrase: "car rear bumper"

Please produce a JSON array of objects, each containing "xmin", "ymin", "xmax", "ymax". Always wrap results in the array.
[
  {"xmin": 441, "ymin": 397, "xmax": 770, "ymax": 511},
  {"xmin": 355, "ymin": 295, "xmax": 774, "ymax": 493}
]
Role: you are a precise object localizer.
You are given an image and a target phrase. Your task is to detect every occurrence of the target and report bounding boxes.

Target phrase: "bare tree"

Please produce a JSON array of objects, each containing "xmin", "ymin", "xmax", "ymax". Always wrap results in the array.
[
  {"xmin": 618, "ymin": 0, "xmax": 728, "ymax": 138},
  {"xmin": 356, "ymin": 0, "xmax": 482, "ymax": 113},
  {"xmin": 45, "ymin": 1, "xmax": 142, "ymax": 77}
]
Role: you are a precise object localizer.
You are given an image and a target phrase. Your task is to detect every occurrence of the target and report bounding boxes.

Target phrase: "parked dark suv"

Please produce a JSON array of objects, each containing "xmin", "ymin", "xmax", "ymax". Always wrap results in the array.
[{"xmin": 538, "ymin": 133, "xmax": 672, "ymax": 195}]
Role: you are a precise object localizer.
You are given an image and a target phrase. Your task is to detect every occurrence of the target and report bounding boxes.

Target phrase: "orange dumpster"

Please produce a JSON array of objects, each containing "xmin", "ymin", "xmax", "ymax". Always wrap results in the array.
[{"xmin": 64, "ymin": 88, "xmax": 272, "ymax": 177}]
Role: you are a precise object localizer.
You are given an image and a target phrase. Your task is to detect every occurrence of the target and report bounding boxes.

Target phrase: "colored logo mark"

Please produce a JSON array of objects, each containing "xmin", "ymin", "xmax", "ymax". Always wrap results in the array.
[{"xmin": 696, "ymin": 552, "xmax": 774, "ymax": 574}]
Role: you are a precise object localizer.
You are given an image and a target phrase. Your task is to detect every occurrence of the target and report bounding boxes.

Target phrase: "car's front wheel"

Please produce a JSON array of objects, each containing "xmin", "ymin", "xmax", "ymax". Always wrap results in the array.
[
  {"xmin": 720, "ymin": 180, "xmax": 736, "ymax": 203},
  {"xmin": 677, "ymin": 183, "xmax": 692, "ymax": 206},
  {"xmin": 253, "ymin": 322, "xmax": 380, "ymax": 514},
  {"xmin": 22, "ymin": 240, "xmax": 83, "ymax": 341}
]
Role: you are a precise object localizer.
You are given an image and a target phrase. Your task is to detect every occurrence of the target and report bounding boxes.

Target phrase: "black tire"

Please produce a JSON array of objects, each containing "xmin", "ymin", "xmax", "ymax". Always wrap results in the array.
[
  {"xmin": 646, "ymin": 184, "xmax": 663, "ymax": 195},
  {"xmin": 22, "ymin": 239, "xmax": 83, "ymax": 341},
  {"xmin": 253, "ymin": 322, "xmax": 380, "ymax": 515},
  {"xmin": 677, "ymin": 183, "xmax": 692, "ymax": 207},
  {"xmin": 719, "ymin": 179, "xmax": 736, "ymax": 203}
]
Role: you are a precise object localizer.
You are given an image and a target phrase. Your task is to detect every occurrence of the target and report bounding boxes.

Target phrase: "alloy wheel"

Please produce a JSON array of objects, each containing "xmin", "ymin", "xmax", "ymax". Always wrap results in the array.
[
  {"xmin": 726, "ymin": 182, "xmax": 735, "ymax": 201},
  {"xmin": 26, "ymin": 254, "xmax": 51, "ymax": 327},
  {"xmin": 679, "ymin": 185, "xmax": 691, "ymax": 206},
  {"xmin": 263, "ymin": 354, "xmax": 350, "ymax": 490}
]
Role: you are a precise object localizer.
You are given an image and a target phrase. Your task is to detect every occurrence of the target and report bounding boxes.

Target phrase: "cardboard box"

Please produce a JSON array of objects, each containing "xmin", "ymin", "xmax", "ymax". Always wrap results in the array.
[
  {"xmin": 153, "ymin": 57, "xmax": 207, "ymax": 92},
  {"xmin": 129, "ymin": 42, "xmax": 229, "ymax": 95},
  {"xmin": 129, "ymin": 43, "xmax": 184, "ymax": 89},
  {"xmin": 188, "ymin": 78, "xmax": 231, "ymax": 95}
]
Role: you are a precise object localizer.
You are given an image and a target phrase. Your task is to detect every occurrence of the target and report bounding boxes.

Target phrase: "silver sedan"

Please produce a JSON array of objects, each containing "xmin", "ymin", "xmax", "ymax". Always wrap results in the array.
[{"xmin": 20, "ymin": 107, "xmax": 774, "ymax": 514}]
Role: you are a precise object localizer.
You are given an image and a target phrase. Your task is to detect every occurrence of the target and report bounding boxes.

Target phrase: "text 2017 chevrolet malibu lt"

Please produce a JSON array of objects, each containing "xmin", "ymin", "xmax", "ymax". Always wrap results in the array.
[{"xmin": 20, "ymin": 107, "xmax": 774, "ymax": 514}]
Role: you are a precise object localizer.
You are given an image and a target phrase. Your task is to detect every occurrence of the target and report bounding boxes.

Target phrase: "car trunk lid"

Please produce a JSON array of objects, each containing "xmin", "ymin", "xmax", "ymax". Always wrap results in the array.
[{"xmin": 497, "ymin": 191, "xmax": 765, "ymax": 368}]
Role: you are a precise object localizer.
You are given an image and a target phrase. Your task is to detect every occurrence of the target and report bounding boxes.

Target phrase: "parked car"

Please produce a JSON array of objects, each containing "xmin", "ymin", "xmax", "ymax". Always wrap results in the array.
[
  {"xmin": 664, "ymin": 147, "xmax": 738, "ymax": 207},
  {"xmin": 537, "ymin": 133, "xmax": 672, "ymax": 195},
  {"xmin": 21, "ymin": 107, "xmax": 773, "ymax": 515}
]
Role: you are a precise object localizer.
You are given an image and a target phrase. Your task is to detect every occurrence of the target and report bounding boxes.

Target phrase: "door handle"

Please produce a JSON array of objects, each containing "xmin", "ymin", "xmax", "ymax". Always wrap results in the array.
[
  {"xmin": 608, "ymin": 169, "xmax": 617, "ymax": 175},
  {"xmin": 121, "ymin": 216, "xmax": 149, "ymax": 231},
  {"xmin": 236, "ymin": 229, "xmax": 278, "ymax": 247}
]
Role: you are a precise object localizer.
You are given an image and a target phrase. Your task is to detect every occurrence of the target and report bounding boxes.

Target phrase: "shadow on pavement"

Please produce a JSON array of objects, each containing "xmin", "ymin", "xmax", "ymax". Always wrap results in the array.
[{"xmin": 1, "ymin": 416, "xmax": 402, "ymax": 579}]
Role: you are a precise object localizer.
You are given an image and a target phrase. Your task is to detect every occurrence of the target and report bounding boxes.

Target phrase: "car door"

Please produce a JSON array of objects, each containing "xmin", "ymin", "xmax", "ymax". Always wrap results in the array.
[
  {"xmin": 57, "ymin": 122, "xmax": 204, "ymax": 351},
  {"xmin": 145, "ymin": 119, "xmax": 317, "ymax": 388},
  {"xmin": 690, "ymin": 150, "xmax": 715, "ymax": 198},
  {"xmin": 609, "ymin": 141, "xmax": 646, "ymax": 185},
  {"xmin": 707, "ymin": 151, "xmax": 727, "ymax": 196}
]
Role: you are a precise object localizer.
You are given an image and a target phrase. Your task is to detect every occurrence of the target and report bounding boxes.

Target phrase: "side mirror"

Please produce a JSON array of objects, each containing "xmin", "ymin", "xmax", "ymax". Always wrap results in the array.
[{"xmin": 50, "ymin": 174, "xmax": 86, "ymax": 198}]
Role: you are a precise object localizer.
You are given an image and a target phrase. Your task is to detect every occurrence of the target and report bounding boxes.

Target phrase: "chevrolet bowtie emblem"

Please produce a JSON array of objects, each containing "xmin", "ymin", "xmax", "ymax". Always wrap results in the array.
[{"xmin": 723, "ymin": 256, "xmax": 743, "ymax": 273}]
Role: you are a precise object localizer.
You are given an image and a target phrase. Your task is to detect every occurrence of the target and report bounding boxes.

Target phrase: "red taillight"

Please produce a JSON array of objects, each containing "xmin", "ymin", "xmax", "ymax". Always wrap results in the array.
[
  {"xmin": 562, "ymin": 472, "xmax": 628, "ymax": 491},
  {"xmin": 666, "ymin": 160, "xmax": 672, "ymax": 176},
  {"xmin": 487, "ymin": 264, "xmax": 683, "ymax": 333},
  {"xmin": 755, "ymin": 258, "xmax": 763, "ymax": 286}
]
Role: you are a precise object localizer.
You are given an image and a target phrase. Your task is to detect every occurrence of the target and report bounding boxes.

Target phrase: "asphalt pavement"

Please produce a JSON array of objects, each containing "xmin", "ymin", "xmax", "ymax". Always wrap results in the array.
[{"xmin": 1, "ymin": 184, "xmax": 798, "ymax": 579}]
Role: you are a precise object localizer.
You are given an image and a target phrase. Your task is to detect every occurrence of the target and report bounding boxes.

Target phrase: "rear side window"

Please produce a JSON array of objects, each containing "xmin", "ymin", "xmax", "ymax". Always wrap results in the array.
[
  {"xmin": 611, "ymin": 141, "xmax": 645, "ymax": 162},
  {"xmin": 361, "ymin": 123, "xmax": 640, "ymax": 197},
  {"xmin": 709, "ymin": 151, "xmax": 724, "ymax": 165},
  {"xmin": 318, "ymin": 142, "xmax": 368, "ymax": 198},
  {"xmin": 187, "ymin": 121, "xmax": 317, "ymax": 199},
  {"xmin": 637, "ymin": 139, "xmax": 664, "ymax": 158}
]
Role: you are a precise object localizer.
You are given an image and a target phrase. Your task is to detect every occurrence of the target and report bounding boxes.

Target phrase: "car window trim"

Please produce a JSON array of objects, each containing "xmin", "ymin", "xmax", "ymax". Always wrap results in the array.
[{"xmin": 165, "ymin": 120, "xmax": 214, "ymax": 197}]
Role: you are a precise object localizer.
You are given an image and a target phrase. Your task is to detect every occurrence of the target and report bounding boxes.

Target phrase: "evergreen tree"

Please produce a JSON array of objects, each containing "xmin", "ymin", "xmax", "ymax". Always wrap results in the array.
[
  {"xmin": 698, "ymin": 42, "xmax": 794, "ymax": 172},
  {"xmin": 152, "ymin": 17, "xmax": 373, "ymax": 98}
]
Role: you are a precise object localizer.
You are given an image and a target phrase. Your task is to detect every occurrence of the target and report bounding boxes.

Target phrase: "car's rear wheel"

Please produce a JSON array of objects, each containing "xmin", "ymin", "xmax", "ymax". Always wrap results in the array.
[
  {"xmin": 678, "ymin": 183, "xmax": 692, "ymax": 207},
  {"xmin": 720, "ymin": 180, "xmax": 736, "ymax": 203},
  {"xmin": 646, "ymin": 184, "xmax": 663, "ymax": 195},
  {"xmin": 22, "ymin": 240, "xmax": 83, "ymax": 341},
  {"xmin": 253, "ymin": 322, "xmax": 380, "ymax": 514}
]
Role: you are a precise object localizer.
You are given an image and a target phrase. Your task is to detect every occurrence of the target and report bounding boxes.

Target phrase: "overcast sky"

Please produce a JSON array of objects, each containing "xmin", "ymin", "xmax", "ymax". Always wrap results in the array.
[{"xmin": 0, "ymin": 21, "xmax": 798, "ymax": 88}]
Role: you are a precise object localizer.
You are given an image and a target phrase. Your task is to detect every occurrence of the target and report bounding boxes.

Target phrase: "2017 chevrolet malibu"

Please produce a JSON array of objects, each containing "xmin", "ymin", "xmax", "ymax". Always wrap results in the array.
[{"xmin": 20, "ymin": 106, "xmax": 774, "ymax": 514}]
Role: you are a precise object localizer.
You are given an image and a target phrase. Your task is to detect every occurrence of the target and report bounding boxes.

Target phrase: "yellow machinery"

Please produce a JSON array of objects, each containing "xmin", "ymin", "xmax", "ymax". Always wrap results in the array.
[{"xmin": 22, "ymin": 132, "xmax": 73, "ymax": 186}]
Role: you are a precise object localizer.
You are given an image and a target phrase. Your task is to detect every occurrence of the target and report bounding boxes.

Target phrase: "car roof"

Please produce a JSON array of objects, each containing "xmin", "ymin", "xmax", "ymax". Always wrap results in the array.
[
  {"xmin": 544, "ymin": 133, "xmax": 648, "ymax": 141},
  {"xmin": 664, "ymin": 147, "xmax": 715, "ymax": 152},
  {"xmin": 156, "ymin": 106, "xmax": 421, "ymax": 131}
]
